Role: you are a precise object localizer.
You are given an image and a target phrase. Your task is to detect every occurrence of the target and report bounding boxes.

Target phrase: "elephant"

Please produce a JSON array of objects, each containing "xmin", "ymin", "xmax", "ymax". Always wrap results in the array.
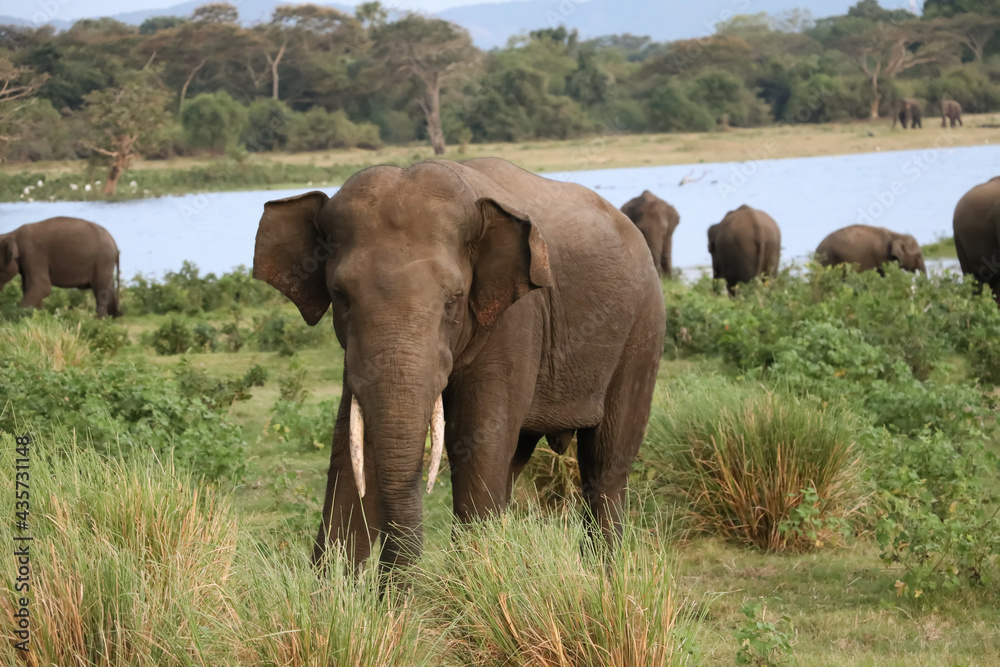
[
  {"xmin": 0, "ymin": 217, "xmax": 121, "ymax": 317},
  {"xmin": 252, "ymin": 157, "xmax": 666, "ymax": 574},
  {"xmin": 707, "ymin": 204, "xmax": 781, "ymax": 293},
  {"xmin": 953, "ymin": 176, "xmax": 1000, "ymax": 305},
  {"xmin": 892, "ymin": 98, "xmax": 923, "ymax": 129},
  {"xmin": 815, "ymin": 225, "xmax": 926, "ymax": 274},
  {"xmin": 941, "ymin": 99, "xmax": 963, "ymax": 128},
  {"xmin": 620, "ymin": 190, "xmax": 680, "ymax": 276}
]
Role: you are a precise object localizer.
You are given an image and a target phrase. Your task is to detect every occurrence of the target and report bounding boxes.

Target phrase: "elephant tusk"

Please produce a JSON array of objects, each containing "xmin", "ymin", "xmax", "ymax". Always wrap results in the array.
[
  {"xmin": 350, "ymin": 395, "xmax": 366, "ymax": 498},
  {"xmin": 426, "ymin": 395, "xmax": 445, "ymax": 494}
]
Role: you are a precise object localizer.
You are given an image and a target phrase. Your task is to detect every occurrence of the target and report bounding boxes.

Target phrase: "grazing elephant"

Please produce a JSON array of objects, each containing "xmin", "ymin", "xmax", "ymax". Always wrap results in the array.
[
  {"xmin": 941, "ymin": 99, "xmax": 963, "ymax": 128},
  {"xmin": 892, "ymin": 98, "xmax": 923, "ymax": 129},
  {"xmin": 815, "ymin": 225, "xmax": 926, "ymax": 274},
  {"xmin": 252, "ymin": 157, "xmax": 666, "ymax": 574},
  {"xmin": 707, "ymin": 204, "xmax": 781, "ymax": 293},
  {"xmin": 620, "ymin": 190, "xmax": 680, "ymax": 276},
  {"xmin": 0, "ymin": 217, "xmax": 121, "ymax": 317},
  {"xmin": 953, "ymin": 176, "xmax": 1000, "ymax": 305}
]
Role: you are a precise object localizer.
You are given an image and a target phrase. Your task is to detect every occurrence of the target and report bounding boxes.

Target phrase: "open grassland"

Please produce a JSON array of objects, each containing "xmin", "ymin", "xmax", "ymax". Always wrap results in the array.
[
  {"xmin": 3, "ymin": 115, "xmax": 1000, "ymax": 203},
  {"xmin": 2, "ymin": 264, "xmax": 1000, "ymax": 665}
]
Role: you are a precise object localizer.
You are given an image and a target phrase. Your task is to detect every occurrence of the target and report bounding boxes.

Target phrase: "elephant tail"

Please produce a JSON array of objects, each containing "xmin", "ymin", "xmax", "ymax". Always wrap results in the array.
[{"xmin": 113, "ymin": 252, "xmax": 122, "ymax": 317}]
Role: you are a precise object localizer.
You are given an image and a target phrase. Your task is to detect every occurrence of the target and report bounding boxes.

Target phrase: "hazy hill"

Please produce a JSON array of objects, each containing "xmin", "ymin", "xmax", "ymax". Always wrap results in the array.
[{"xmin": 2, "ymin": 0, "xmax": 859, "ymax": 45}]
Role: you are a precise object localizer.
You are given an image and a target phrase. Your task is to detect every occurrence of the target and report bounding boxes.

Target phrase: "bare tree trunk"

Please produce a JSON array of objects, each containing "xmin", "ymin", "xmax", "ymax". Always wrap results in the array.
[
  {"xmin": 266, "ymin": 41, "xmax": 287, "ymax": 101},
  {"xmin": 179, "ymin": 58, "xmax": 207, "ymax": 111},
  {"xmin": 870, "ymin": 73, "xmax": 880, "ymax": 120},
  {"xmin": 420, "ymin": 80, "xmax": 446, "ymax": 156}
]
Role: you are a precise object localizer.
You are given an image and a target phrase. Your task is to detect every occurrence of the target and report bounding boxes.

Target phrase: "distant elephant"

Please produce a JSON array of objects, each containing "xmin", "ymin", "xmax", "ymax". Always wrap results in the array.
[
  {"xmin": 252, "ymin": 157, "xmax": 666, "ymax": 574},
  {"xmin": 620, "ymin": 190, "xmax": 680, "ymax": 276},
  {"xmin": 707, "ymin": 204, "xmax": 781, "ymax": 293},
  {"xmin": 953, "ymin": 176, "xmax": 1000, "ymax": 305},
  {"xmin": 941, "ymin": 99, "xmax": 963, "ymax": 128},
  {"xmin": 815, "ymin": 225, "xmax": 926, "ymax": 274},
  {"xmin": 0, "ymin": 217, "xmax": 121, "ymax": 317},
  {"xmin": 893, "ymin": 98, "xmax": 923, "ymax": 129}
]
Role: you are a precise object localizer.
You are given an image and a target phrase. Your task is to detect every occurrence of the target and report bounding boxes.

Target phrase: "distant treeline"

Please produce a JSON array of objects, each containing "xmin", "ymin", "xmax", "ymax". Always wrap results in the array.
[{"xmin": 0, "ymin": 0, "xmax": 998, "ymax": 183}]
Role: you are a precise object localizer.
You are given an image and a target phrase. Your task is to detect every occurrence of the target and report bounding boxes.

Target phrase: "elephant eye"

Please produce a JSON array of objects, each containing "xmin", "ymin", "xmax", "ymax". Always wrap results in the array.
[{"xmin": 446, "ymin": 291, "xmax": 463, "ymax": 307}]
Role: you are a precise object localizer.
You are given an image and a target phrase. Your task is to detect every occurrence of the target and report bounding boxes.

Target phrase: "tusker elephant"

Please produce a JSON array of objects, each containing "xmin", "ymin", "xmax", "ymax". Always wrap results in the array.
[
  {"xmin": 954, "ymin": 176, "xmax": 1000, "ymax": 305},
  {"xmin": 620, "ymin": 190, "xmax": 680, "ymax": 277},
  {"xmin": 815, "ymin": 225, "xmax": 926, "ymax": 274},
  {"xmin": 707, "ymin": 204, "xmax": 781, "ymax": 293},
  {"xmin": 252, "ymin": 157, "xmax": 666, "ymax": 574},
  {"xmin": 941, "ymin": 99, "xmax": 963, "ymax": 128},
  {"xmin": 0, "ymin": 217, "xmax": 121, "ymax": 317},
  {"xmin": 892, "ymin": 98, "xmax": 923, "ymax": 129}
]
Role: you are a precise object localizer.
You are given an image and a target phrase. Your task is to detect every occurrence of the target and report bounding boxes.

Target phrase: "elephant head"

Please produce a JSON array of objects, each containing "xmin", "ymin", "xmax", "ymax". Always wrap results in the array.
[
  {"xmin": 0, "ymin": 234, "xmax": 18, "ymax": 286},
  {"xmin": 888, "ymin": 233, "xmax": 926, "ymax": 273},
  {"xmin": 253, "ymin": 161, "xmax": 552, "ymax": 568}
]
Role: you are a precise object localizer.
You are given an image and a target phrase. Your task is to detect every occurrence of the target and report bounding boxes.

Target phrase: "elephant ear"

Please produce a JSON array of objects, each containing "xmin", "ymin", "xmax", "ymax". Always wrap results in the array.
[
  {"xmin": 470, "ymin": 198, "xmax": 553, "ymax": 328},
  {"xmin": 0, "ymin": 236, "xmax": 17, "ymax": 267},
  {"xmin": 887, "ymin": 238, "xmax": 906, "ymax": 265},
  {"xmin": 253, "ymin": 191, "xmax": 333, "ymax": 326}
]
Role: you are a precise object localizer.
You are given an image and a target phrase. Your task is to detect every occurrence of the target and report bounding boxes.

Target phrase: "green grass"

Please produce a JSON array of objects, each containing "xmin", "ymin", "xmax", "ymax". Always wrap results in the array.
[
  {"xmin": 921, "ymin": 236, "xmax": 956, "ymax": 259},
  {"xmin": 3, "ymin": 270, "xmax": 1000, "ymax": 665}
]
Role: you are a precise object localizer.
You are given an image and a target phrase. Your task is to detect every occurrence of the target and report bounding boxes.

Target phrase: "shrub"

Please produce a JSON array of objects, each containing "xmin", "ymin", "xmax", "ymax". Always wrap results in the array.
[
  {"xmin": 126, "ymin": 264, "xmax": 280, "ymax": 315},
  {"xmin": 648, "ymin": 81, "xmax": 715, "ymax": 132},
  {"xmin": 245, "ymin": 98, "xmax": 293, "ymax": 152},
  {"xmin": 180, "ymin": 91, "xmax": 250, "ymax": 154},
  {"xmin": 872, "ymin": 430, "xmax": 1000, "ymax": 596},
  {"xmin": 421, "ymin": 511, "xmax": 697, "ymax": 666},
  {"xmin": 267, "ymin": 398, "xmax": 337, "ymax": 451},
  {"xmin": 0, "ymin": 434, "xmax": 428, "ymax": 665},
  {"xmin": 148, "ymin": 316, "xmax": 196, "ymax": 355},
  {"xmin": 287, "ymin": 108, "xmax": 382, "ymax": 151},
  {"xmin": 174, "ymin": 358, "xmax": 265, "ymax": 411},
  {"xmin": 252, "ymin": 311, "xmax": 326, "ymax": 355},
  {"xmin": 642, "ymin": 376, "xmax": 863, "ymax": 551}
]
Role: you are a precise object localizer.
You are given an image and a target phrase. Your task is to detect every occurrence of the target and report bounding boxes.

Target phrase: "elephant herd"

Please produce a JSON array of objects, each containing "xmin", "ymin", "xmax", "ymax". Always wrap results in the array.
[
  {"xmin": 893, "ymin": 97, "xmax": 964, "ymax": 130},
  {"xmin": 3, "ymin": 158, "xmax": 1000, "ymax": 581},
  {"xmin": 619, "ymin": 191, "xmax": 926, "ymax": 292}
]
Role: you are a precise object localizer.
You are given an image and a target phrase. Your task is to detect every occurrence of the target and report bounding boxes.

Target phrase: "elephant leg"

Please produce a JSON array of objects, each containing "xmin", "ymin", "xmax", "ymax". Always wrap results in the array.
[
  {"xmin": 661, "ymin": 237, "xmax": 673, "ymax": 276},
  {"xmin": 313, "ymin": 390, "xmax": 382, "ymax": 572},
  {"xmin": 19, "ymin": 274, "xmax": 51, "ymax": 310},
  {"xmin": 576, "ymin": 330, "xmax": 660, "ymax": 551},
  {"xmin": 507, "ymin": 432, "xmax": 543, "ymax": 496}
]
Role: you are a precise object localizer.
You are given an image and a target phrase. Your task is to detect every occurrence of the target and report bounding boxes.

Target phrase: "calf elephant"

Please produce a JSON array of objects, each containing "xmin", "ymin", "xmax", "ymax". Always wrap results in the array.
[
  {"xmin": 941, "ymin": 99, "xmax": 963, "ymax": 128},
  {"xmin": 815, "ymin": 225, "xmax": 926, "ymax": 274},
  {"xmin": 954, "ymin": 176, "xmax": 1000, "ymax": 305},
  {"xmin": 893, "ymin": 98, "xmax": 923, "ymax": 129},
  {"xmin": 252, "ymin": 157, "xmax": 666, "ymax": 574},
  {"xmin": 0, "ymin": 217, "xmax": 121, "ymax": 317},
  {"xmin": 620, "ymin": 190, "xmax": 680, "ymax": 276},
  {"xmin": 707, "ymin": 204, "xmax": 781, "ymax": 293}
]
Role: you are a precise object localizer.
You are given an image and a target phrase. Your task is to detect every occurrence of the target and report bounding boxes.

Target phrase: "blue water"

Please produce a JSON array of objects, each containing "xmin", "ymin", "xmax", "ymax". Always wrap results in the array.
[{"xmin": 2, "ymin": 144, "xmax": 998, "ymax": 279}]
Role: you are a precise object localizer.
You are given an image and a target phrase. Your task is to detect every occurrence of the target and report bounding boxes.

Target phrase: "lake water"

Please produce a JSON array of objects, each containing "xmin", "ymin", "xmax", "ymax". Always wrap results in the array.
[{"xmin": 2, "ymin": 143, "xmax": 998, "ymax": 280}]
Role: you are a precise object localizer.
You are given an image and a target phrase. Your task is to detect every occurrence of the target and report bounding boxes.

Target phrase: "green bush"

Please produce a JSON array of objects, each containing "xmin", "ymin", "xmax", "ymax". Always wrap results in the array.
[
  {"xmin": 245, "ymin": 98, "xmax": 293, "ymax": 152},
  {"xmin": 252, "ymin": 312, "xmax": 327, "ymax": 356},
  {"xmin": 648, "ymin": 81, "xmax": 715, "ymax": 132},
  {"xmin": 920, "ymin": 65, "xmax": 1000, "ymax": 114},
  {"xmin": 268, "ymin": 398, "xmax": 337, "ymax": 451},
  {"xmin": 180, "ymin": 91, "xmax": 250, "ymax": 154},
  {"xmin": 126, "ymin": 264, "xmax": 280, "ymax": 315},
  {"xmin": 873, "ymin": 430, "xmax": 1000, "ymax": 596},
  {"xmin": 287, "ymin": 108, "xmax": 382, "ymax": 151},
  {"xmin": 148, "ymin": 316, "xmax": 196, "ymax": 355},
  {"xmin": 642, "ymin": 375, "xmax": 862, "ymax": 551}
]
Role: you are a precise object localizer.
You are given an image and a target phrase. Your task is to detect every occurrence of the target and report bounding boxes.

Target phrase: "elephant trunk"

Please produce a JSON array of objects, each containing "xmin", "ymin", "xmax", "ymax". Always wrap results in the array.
[
  {"xmin": 346, "ymin": 332, "xmax": 450, "ymax": 571},
  {"xmin": 916, "ymin": 256, "xmax": 927, "ymax": 275}
]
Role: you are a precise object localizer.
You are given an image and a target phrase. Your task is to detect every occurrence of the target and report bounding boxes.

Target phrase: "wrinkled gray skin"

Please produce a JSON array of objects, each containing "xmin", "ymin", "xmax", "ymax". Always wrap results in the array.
[
  {"xmin": 620, "ymin": 190, "xmax": 680, "ymax": 276},
  {"xmin": 954, "ymin": 176, "xmax": 1000, "ymax": 305},
  {"xmin": 893, "ymin": 98, "xmax": 923, "ymax": 129},
  {"xmin": 252, "ymin": 157, "xmax": 665, "ymax": 574},
  {"xmin": 0, "ymin": 217, "xmax": 121, "ymax": 317},
  {"xmin": 941, "ymin": 99, "xmax": 963, "ymax": 128},
  {"xmin": 815, "ymin": 225, "xmax": 926, "ymax": 275},
  {"xmin": 707, "ymin": 205, "xmax": 781, "ymax": 293}
]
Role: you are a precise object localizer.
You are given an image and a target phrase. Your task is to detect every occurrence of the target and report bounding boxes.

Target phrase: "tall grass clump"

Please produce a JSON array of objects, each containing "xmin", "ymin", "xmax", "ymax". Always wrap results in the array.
[
  {"xmin": 0, "ymin": 432, "xmax": 430, "ymax": 666},
  {"xmin": 421, "ymin": 510, "xmax": 700, "ymax": 666},
  {"xmin": 643, "ymin": 375, "xmax": 863, "ymax": 551}
]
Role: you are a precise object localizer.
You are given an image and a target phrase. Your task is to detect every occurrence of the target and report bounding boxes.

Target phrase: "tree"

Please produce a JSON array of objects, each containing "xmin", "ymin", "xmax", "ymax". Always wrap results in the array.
[
  {"xmin": 180, "ymin": 91, "xmax": 248, "ymax": 154},
  {"xmin": 192, "ymin": 3, "xmax": 238, "ymax": 24},
  {"xmin": 839, "ymin": 20, "xmax": 947, "ymax": 118},
  {"xmin": 0, "ymin": 55, "xmax": 48, "ymax": 146},
  {"xmin": 943, "ymin": 13, "xmax": 1000, "ymax": 64},
  {"xmin": 81, "ymin": 68, "xmax": 172, "ymax": 194},
  {"xmin": 372, "ymin": 14, "xmax": 478, "ymax": 155},
  {"xmin": 924, "ymin": 0, "xmax": 1000, "ymax": 18}
]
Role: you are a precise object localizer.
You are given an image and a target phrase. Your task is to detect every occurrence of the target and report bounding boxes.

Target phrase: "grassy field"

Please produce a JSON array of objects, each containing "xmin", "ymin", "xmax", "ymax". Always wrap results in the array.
[
  {"xmin": 3, "ymin": 262, "xmax": 1000, "ymax": 665},
  {"xmin": 4, "ymin": 114, "xmax": 1000, "ymax": 203}
]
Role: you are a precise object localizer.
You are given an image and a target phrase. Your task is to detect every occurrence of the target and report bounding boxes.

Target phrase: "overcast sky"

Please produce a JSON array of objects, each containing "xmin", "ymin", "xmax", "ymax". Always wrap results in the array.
[{"xmin": 0, "ymin": 0, "xmax": 515, "ymax": 20}]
